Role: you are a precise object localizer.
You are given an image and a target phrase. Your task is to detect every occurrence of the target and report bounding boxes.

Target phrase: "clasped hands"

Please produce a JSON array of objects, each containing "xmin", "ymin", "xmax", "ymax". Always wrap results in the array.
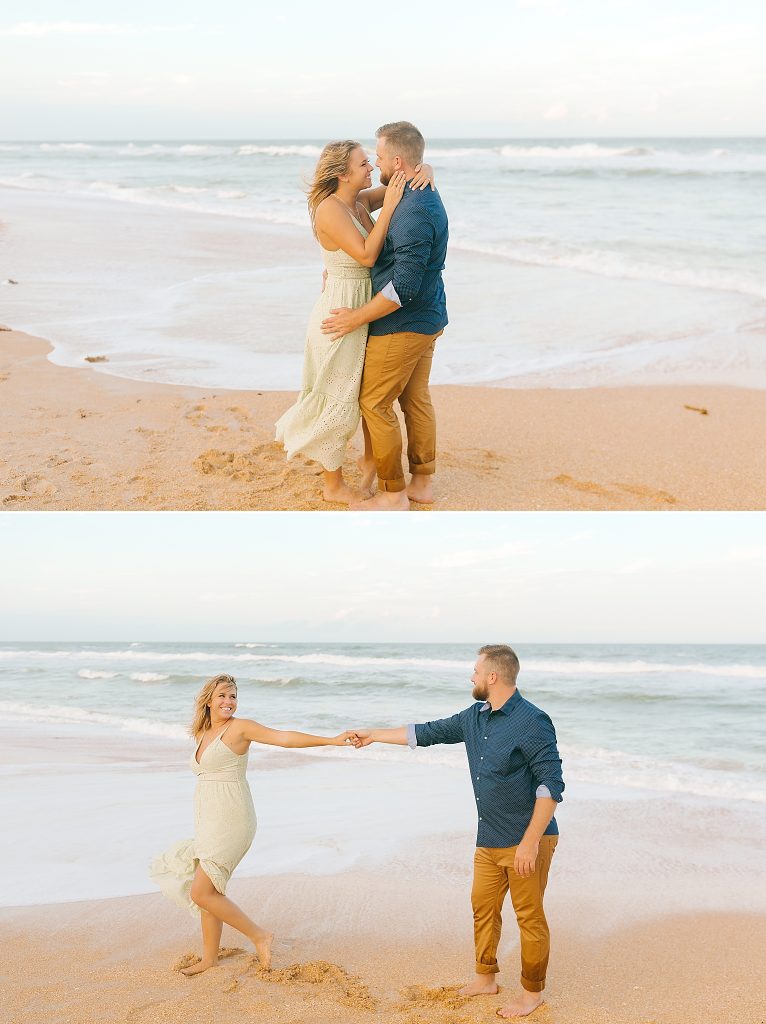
[{"xmin": 334, "ymin": 729, "xmax": 375, "ymax": 748}]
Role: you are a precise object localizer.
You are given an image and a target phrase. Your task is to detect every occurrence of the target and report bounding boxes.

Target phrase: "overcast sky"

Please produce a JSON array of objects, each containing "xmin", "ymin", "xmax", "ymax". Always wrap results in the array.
[
  {"xmin": 2, "ymin": 512, "xmax": 764, "ymax": 642},
  {"xmin": 1, "ymin": 1, "xmax": 763, "ymax": 138}
]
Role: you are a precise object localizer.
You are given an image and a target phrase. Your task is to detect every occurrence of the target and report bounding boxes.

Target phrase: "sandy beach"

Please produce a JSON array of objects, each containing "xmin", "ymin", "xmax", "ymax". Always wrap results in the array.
[
  {"xmin": 2, "ymin": 882, "xmax": 764, "ymax": 1024},
  {"xmin": 3, "ymin": 701, "xmax": 766, "ymax": 1024},
  {"xmin": 2, "ymin": 328, "xmax": 766, "ymax": 511}
]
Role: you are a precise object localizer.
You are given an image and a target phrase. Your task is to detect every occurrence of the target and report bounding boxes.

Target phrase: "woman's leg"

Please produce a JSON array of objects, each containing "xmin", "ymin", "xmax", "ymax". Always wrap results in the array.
[
  {"xmin": 357, "ymin": 419, "xmax": 377, "ymax": 495},
  {"xmin": 180, "ymin": 910, "xmax": 224, "ymax": 976},
  {"xmin": 190, "ymin": 866, "xmax": 273, "ymax": 969},
  {"xmin": 321, "ymin": 467, "xmax": 358, "ymax": 504}
]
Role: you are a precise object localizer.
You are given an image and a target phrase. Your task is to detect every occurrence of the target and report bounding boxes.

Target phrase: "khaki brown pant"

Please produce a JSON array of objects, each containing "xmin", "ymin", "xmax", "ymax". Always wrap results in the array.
[
  {"xmin": 359, "ymin": 330, "xmax": 442, "ymax": 492},
  {"xmin": 472, "ymin": 837, "xmax": 558, "ymax": 993}
]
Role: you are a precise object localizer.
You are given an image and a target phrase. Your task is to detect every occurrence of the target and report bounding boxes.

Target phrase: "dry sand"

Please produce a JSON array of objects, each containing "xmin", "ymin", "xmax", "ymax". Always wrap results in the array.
[
  {"xmin": 2, "ymin": 328, "xmax": 766, "ymax": 511},
  {"xmin": 2, "ymin": 873, "xmax": 763, "ymax": 1024}
]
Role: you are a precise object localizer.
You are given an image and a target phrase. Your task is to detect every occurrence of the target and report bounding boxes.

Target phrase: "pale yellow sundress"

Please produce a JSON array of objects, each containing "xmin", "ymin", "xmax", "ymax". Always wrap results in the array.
[
  {"xmin": 275, "ymin": 212, "xmax": 373, "ymax": 471},
  {"xmin": 150, "ymin": 725, "xmax": 257, "ymax": 916}
]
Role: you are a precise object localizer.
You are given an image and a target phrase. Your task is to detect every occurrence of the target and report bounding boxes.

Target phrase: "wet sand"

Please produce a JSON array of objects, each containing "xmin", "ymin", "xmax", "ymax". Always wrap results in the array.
[
  {"xmin": 2, "ymin": 876, "xmax": 763, "ymax": 1024},
  {"xmin": 2, "ymin": 328, "xmax": 766, "ymax": 510}
]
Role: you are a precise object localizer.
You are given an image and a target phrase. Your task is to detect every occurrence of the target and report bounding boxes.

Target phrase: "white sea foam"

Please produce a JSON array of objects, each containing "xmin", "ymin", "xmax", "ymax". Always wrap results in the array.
[
  {"xmin": 236, "ymin": 144, "xmax": 322, "ymax": 157},
  {"xmin": 129, "ymin": 672, "xmax": 171, "ymax": 683},
  {"xmin": 77, "ymin": 669, "xmax": 119, "ymax": 680},
  {"xmin": 3, "ymin": 648, "xmax": 766, "ymax": 678},
  {"xmin": 0, "ymin": 700, "xmax": 187, "ymax": 739}
]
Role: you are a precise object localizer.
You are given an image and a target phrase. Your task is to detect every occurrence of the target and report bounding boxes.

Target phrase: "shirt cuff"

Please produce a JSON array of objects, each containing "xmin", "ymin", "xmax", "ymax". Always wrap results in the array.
[
  {"xmin": 535, "ymin": 784, "xmax": 552, "ymax": 798},
  {"xmin": 406, "ymin": 724, "xmax": 418, "ymax": 749},
  {"xmin": 380, "ymin": 280, "xmax": 402, "ymax": 306}
]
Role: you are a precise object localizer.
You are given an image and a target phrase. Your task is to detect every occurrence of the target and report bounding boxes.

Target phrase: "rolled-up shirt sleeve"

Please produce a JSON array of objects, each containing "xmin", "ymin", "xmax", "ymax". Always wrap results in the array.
[
  {"xmin": 521, "ymin": 716, "xmax": 564, "ymax": 802},
  {"xmin": 389, "ymin": 213, "xmax": 434, "ymax": 304},
  {"xmin": 414, "ymin": 712, "xmax": 465, "ymax": 747},
  {"xmin": 380, "ymin": 281, "xmax": 402, "ymax": 306}
]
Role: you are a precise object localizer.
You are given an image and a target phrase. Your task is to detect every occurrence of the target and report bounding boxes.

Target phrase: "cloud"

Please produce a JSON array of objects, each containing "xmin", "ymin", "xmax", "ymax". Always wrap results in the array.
[
  {"xmin": 0, "ymin": 22, "xmax": 193, "ymax": 37},
  {"xmin": 543, "ymin": 102, "xmax": 569, "ymax": 121},
  {"xmin": 431, "ymin": 542, "xmax": 531, "ymax": 570}
]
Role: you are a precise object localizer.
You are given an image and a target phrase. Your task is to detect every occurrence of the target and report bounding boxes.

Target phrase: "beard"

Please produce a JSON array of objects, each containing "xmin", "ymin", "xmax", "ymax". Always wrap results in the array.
[
  {"xmin": 378, "ymin": 169, "xmax": 391, "ymax": 186},
  {"xmin": 472, "ymin": 681, "xmax": 489, "ymax": 701}
]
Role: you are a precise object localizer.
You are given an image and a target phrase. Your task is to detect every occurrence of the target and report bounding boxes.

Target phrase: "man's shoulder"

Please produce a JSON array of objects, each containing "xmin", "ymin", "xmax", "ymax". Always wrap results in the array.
[{"xmin": 516, "ymin": 695, "xmax": 554, "ymax": 727}]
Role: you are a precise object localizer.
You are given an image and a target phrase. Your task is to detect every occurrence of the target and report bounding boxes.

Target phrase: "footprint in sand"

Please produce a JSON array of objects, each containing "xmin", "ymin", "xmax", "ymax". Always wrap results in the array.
[
  {"xmin": 553, "ymin": 474, "xmax": 676, "ymax": 506},
  {"xmin": 2, "ymin": 493, "xmax": 31, "ymax": 505},
  {"xmin": 193, "ymin": 443, "xmax": 288, "ymax": 493},
  {"xmin": 397, "ymin": 984, "xmax": 471, "ymax": 1013},
  {"xmin": 241, "ymin": 959, "xmax": 377, "ymax": 1012},
  {"xmin": 172, "ymin": 947, "xmax": 245, "ymax": 972},
  {"xmin": 17, "ymin": 473, "xmax": 58, "ymax": 498},
  {"xmin": 442, "ymin": 447, "xmax": 507, "ymax": 474}
]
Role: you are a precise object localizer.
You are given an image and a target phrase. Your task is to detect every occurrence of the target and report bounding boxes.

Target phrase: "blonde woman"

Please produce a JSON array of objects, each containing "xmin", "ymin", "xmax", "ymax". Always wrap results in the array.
[
  {"xmin": 150, "ymin": 673, "xmax": 358, "ymax": 976},
  {"xmin": 275, "ymin": 140, "xmax": 434, "ymax": 503}
]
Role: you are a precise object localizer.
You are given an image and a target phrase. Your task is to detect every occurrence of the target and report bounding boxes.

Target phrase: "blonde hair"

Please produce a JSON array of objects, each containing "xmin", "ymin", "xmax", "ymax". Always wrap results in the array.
[
  {"xmin": 307, "ymin": 140, "xmax": 362, "ymax": 236},
  {"xmin": 190, "ymin": 674, "xmax": 237, "ymax": 739}
]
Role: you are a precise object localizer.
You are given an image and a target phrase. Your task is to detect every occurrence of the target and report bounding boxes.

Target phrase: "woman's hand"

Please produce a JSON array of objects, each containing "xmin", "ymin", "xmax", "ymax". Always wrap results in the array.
[
  {"xmin": 410, "ymin": 162, "xmax": 436, "ymax": 191},
  {"xmin": 334, "ymin": 730, "xmax": 362, "ymax": 747},
  {"xmin": 382, "ymin": 170, "xmax": 407, "ymax": 214}
]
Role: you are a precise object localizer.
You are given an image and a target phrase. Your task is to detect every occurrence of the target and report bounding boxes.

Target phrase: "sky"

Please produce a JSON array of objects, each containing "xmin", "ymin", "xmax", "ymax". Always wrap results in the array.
[
  {"xmin": 1, "ymin": 512, "xmax": 764, "ymax": 642},
  {"xmin": 1, "ymin": 1, "xmax": 764, "ymax": 139}
]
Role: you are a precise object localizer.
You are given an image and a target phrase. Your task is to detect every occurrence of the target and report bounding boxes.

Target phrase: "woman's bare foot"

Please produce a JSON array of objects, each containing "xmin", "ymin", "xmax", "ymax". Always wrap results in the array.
[
  {"xmin": 459, "ymin": 977, "xmax": 499, "ymax": 997},
  {"xmin": 253, "ymin": 930, "xmax": 274, "ymax": 971},
  {"xmin": 357, "ymin": 457, "xmax": 376, "ymax": 496},
  {"xmin": 322, "ymin": 482, "xmax": 358, "ymax": 504},
  {"xmin": 180, "ymin": 958, "xmax": 218, "ymax": 977},
  {"xmin": 496, "ymin": 991, "xmax": 545, "ymax": 1017}
]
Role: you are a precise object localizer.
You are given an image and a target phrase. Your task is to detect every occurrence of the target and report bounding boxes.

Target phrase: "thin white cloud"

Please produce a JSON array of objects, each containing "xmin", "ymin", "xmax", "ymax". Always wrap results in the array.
[
  {"xmin": 0, "ymin": 22, "xmax": 193, "ymax": 37},
  {"xmin": 432, "ymin": 542, "xmax": 531, "ymax": 570}
]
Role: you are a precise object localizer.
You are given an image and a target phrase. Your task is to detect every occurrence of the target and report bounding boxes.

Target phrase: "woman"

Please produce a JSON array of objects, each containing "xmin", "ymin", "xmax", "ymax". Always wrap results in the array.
[
  {"xmin": 275, "ymin": 140, "xmax": 434, "ymax": 503},
  {"xmin": 150, "ymin": 673, "xmax": 358, "ymax": 976}
]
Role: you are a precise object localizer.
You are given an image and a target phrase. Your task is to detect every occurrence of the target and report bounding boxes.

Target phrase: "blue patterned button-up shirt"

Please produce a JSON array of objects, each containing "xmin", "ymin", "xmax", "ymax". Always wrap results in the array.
[
  {"xmin": 369, "ymin": 185, "xmax": 449, "ymax": 336},
  {"xmin": 407, "ymin": 690, "xmax": 564, "ymax": 848}
]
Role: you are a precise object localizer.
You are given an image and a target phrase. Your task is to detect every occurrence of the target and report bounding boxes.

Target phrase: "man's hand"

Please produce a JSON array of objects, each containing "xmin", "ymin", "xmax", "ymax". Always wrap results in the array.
[
  {"xmin": 321, "ymin": 307, "xmax": 363, "ymax": 342},
  {"xmin": 514, "ymin": 836, "xmax": 539, "ymax": 878},
  {"xmin": 350, "ymin": 728, "xmax": 375, "ymax": 747}
]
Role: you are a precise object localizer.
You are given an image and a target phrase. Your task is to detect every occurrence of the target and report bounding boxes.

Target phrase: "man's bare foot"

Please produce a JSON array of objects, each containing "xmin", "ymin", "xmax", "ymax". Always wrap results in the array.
[
  {"xmin": 322, "ymin": 482, "xmax": 358, "ymax": 504},
  {"xmin": 253, "ymin": 930, "xmax": 274, "ymax": 971},
  {"xmin": 496, "ymin": 990, "xmax": 545, "ymax": 1018},
  {"xmin": 349, "ymin": 491, "xmax": 410, "ymax": 511},
  {"xmin": 180, "ymin": 958, "xmax": 218, "ymax": 977},
  {"xmin": 459, "ymin": 977, "xmax": 499, "ymax": 997},
  {"xmin": 406, "ymin": 475, "xmax": 434, "ymax": 504},
  {"xmin": 357, "ymin": 457, "xmax": 376, "ymax": 496}
]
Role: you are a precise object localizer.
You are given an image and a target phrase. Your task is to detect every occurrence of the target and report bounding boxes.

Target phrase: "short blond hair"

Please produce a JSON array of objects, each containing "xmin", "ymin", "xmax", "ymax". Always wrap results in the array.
[
  {"xmin": 376, "ymin": 121, "xmax": 425, "ymax": 166},
  {"xmin": 478, "ymin": 645, "xmax": 520, "ymax": 685}
]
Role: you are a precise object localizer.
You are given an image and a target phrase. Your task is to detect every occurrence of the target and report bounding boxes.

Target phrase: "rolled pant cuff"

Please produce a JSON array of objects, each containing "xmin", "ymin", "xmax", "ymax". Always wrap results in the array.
[
  {"xmin": 409, "ymin": 461, "xmax": 436, "ymax": 476},
  {"xmin": 475, "ymin": 963, "xmax": 499, "ymax": 975},
  {"xmin": 378, "ymin": 477, "xmax": 406, "ymax": 493},
  {"xmin": 521, "ymin": 976, "xmax": 545, "ymax": 993}
]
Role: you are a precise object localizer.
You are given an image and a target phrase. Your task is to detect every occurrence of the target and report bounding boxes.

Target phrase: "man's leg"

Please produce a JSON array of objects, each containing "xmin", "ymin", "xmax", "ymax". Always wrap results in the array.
[
  {"xmin": 497, "ymin": 836, "xmax": 558, "ymax": 1018},
  {"xmin": 354, "ymin": 332, "xmax": 435, "ymax": 509},
  {"xmin": 398, "ymin": 333, "xmax": 439, "ymax": 504},
  {"xmin": 460, "ymin": 847, "xmax": 508, "ymax": 996}
]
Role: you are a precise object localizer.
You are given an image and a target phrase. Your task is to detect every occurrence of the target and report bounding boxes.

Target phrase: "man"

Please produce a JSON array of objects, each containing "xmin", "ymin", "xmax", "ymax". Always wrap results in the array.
[
  {"xmin": 321, "ymin": 121, "xmax": 448, "ymax": 511},
  {"xmin": 352, "ymin": 645, "xmax": 564, "ymax": 1019}
]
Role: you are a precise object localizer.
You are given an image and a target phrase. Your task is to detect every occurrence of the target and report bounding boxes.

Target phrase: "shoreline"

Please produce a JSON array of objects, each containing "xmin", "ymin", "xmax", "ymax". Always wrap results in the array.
[{"xmin": 3, "ymin": 329, "xmax": 766, "ymax": 510}]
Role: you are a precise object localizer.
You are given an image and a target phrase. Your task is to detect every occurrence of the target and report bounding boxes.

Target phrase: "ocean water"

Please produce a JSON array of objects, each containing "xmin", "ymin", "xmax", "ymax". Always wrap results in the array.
[
  {"xmin": 2, "ymin": 640, "xmax": 764, "ymax": 802},
  {"xmin": 2, "ymin": 640, "xmax": 765, "ymax": 906},
  {"xmin": 1, "ymin": 138, "xmax": 765, "ymax": 389}
]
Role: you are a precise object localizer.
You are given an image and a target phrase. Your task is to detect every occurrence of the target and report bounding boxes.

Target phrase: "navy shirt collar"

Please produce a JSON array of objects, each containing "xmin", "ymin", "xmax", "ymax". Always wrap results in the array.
[{"xmin": 479, "ymin": 690, "xmax": 521, "ymax": 715}]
